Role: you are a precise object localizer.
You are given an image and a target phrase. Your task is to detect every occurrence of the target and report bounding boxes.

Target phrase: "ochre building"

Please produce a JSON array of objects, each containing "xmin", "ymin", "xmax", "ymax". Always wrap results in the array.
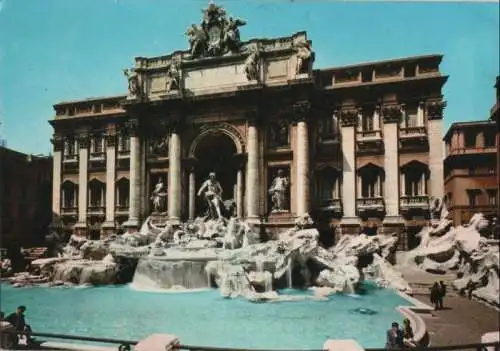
[
  {"xmin": 444, "ymin": 120, "xmax": 497, "ymax": 226},
  {"xmin": 50, "ymin": 3, "xmax": 447, "ymax": 249}
]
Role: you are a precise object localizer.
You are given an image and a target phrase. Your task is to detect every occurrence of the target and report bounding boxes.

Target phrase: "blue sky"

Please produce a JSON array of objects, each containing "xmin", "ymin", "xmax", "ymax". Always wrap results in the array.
[{"xmin": 0, "ymin": 0, "xmax": 498, "ymax": 155}]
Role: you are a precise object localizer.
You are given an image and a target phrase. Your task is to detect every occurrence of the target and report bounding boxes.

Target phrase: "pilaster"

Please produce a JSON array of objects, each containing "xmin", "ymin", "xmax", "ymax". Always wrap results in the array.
[
  {"xmin": 339, "ymin": 107, "xmax": 360, "ymax": 228},
  {"xmin": 246, "ymin": 112, "xmax": 260, "ymax": 221},
  {"xmin": 381, "ymin": 104, "xmax": 402, "ymax": 220},
  {"xmin": 427, "ymin": 100, "xmax": 446, "ymax": 201},
  {"xmin": 123, "ymin": 120, "xmax": 141, "ymax": 231},
  {"xmin": 292, "ymin": 101, "xmax": 311, "ymax": 217},
  {"xmin": 51, "ymin": 135, "xmax": 63, "ymax": 220},
  {"xmin": 102, "ymin": 131, "xmax": 117, "ymax": 235},
  {"xmin": 74, "ymin": 133, "xmax": 89, "ymax": 236},
  {"xmin": 168, "ymin": 122, "xmax": 182, "ymax": 224}
]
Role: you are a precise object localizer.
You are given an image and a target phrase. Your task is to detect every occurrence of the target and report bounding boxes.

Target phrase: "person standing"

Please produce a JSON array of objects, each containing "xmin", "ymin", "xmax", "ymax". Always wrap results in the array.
[
  {"xmin": 430, "ymin": 282, "xmax": 440, "ymax": 310},
  {"xmin": 438, "ymin": 280, "xmax": 447, "ymax": 309}
]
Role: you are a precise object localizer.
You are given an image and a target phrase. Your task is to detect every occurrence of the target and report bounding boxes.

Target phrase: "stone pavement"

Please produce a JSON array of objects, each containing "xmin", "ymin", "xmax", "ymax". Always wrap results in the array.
[
  {"xmin": 399, "ymin": 265, "xmax": 499, "ymax": 347},
  {"xmin": 414, "ymin": 294, "xmax": 499, "ymax": 347}
]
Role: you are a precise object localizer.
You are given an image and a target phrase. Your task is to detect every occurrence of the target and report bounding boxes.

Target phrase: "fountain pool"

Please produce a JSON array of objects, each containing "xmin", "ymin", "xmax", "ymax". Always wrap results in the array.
[{"xmin": 0, "ymin": 282, "xmax": 411, "ymax": 349}]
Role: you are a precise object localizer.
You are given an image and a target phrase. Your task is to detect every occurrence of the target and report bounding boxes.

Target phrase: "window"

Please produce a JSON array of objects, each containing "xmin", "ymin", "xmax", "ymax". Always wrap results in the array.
[
  {"xmin": 118, "ymin": 135, "xmax": 130, "ymax": 152},
  {"xmin": 91, "ymin": 135, "xmax": 104, "ymax": 154},
  {"xmin": 405, "ymin": 106, "xmax": 419, "ymax": 128},
  {"xmin": 487, "ymin": 189, "xmax": 498, "ymax": 206},
  {"xmin": 404, "ymin": 171, "xmax": 426, "ymax": 196},
  {"xmin": 88, "ymin": 180, "xmax": 105, "ymax": 207},
  {"xmin": 488, "ymin": 167, "xmax": 496, "ymax": 175},
  {"xmin": 361, "ymin": 109, "xmax": 374, "ymax": 131},
  {"xmin": 64, "ymin": 137, "xmax": 77, "ymax": 157},
  {"xmin": 464, "ymin": 132, "xmax": 477, "ymax": 148},
  {"xmin": 484, "ymin": 131, "xmax": 496, "ymax": 147},
  {"xmin": 61, "ymin": 181, "xmax": 77, "ymax": 208},
  {"xmin": 316, "ymin": 168, "xmax": 340, "ymax": 201},
  {"xmin": 116, "ymin": 178, "xmax": 130, "ymax": 208},
  {"xmin": 467, "ymin": 190, "xmax": 479, "ymax": 207}
]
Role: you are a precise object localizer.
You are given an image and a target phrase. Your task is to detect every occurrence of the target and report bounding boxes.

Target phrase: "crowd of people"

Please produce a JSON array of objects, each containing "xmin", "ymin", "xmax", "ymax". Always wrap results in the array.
[
  {"xmin": 0, "ymin": 305, "xmax": 36, "ymax": 348},
  {"xmin": 385, "ymin": 318, "xmax": 417, "ymax": 348}
]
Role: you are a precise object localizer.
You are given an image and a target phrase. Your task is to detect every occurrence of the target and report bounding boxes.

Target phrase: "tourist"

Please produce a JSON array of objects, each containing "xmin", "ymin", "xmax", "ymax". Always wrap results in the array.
[
  {"xmin": 438, "ymin": 280, "xmax": 447, "ymax": 309},
  {"xmin": 430, "ymin": 282, "xmax": 440, "ymax": 310},
  {"xmin": 402, "ymin": 318, "xmax": 417, "ymax": 347},
  {"xmin": 6, "ymin": 305, "xmax": 35, "ymax": 345},
  {"xmin": 385, "ymin": 322, "xmax": 404, "ymax": 348}
]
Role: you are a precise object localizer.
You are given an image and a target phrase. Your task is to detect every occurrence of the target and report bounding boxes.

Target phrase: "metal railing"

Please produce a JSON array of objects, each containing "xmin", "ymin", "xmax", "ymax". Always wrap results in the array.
[{"xmin": 0, "ymin": 330, "xmax": 498, "ymax": 351}]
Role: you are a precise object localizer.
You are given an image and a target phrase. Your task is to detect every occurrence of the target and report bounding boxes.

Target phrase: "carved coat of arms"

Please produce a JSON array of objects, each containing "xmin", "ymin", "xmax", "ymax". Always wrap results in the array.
[{"xmin": 185, "ymin": 2, "xmax": 246, "ymax": 60}]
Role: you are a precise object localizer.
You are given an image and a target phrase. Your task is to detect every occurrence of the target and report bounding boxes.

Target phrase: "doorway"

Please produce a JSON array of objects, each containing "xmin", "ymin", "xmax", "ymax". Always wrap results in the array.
[{"xmin": 194, "ymin": 133, "xmax": 237, "ymax": 216}]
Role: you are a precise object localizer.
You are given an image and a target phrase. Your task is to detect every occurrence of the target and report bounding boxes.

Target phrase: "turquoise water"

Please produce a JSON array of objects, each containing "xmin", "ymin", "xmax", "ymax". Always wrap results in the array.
[{"xmin": 0, "ymin": 283, "xmax": 410, "ymax": 349}]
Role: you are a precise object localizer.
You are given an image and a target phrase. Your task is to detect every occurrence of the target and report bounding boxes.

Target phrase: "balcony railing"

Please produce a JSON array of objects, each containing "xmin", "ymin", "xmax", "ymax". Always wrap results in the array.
[
  {"xmin": 356, "ymin": 197, "xmax": 385, "ymax": 212},
  {"xmin": 61, "ymin": 206, "xmax": 78, "ymax": 215},
  {"xmin": 89, "ymin": 152, "xmax": 105, "ymax": 161},
  {"xmin": 400, "ymin": 195, "xmax": 429, "ymax": 211},
  {"xmin": 117, "ymin": 150, "xmax": 130, "ymax": 159},
  {"xmin": 400, "ymin": 126, "xmax": 427, "ymax": 137},
  {"xmin": 318, "ymin": 198, "xmax": 342, "ymax": 212},
  {"xmin": 115, "ymin": 204, "xmax": 129, "ymax": 215},
  {"xmin": 87, "ymin": 205, "xmax": 105, "ymax": 215},
  {"xmin": 448, "ymin": 146, "xmax": 497, "ymax": 156},
  {"xmin": 357, "ymin": 130, "xmax": 382, "ymax": 140},
  {"xmin": 63, "ymin": 154, "xmax": 78, "ymax": 163}
]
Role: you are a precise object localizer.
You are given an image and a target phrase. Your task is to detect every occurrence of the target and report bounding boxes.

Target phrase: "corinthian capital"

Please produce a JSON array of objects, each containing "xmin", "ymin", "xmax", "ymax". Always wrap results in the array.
[{"xmin": 426, "ymin": 100, "xmax": 447, "ymax": 120}]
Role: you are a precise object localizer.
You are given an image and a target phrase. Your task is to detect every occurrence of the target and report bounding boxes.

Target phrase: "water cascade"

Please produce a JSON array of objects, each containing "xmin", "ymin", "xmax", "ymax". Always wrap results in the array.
[{"xmin": 131, "ymin": 258, "xmax": 211, "ymax": 291}]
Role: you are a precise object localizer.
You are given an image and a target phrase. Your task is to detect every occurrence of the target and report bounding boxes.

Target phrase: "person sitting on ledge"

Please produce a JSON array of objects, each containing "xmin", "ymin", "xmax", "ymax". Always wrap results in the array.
[
  {"xmin": 402, "ymin": 318, "xmax": 417, "ymax": 348},
  {"xmin": 6, "ymin": 305, "xmax": 35, "ymax": 345},
  {"xmin": 385, "ymin": 321, "xmax": 404, "ymax": 349}
]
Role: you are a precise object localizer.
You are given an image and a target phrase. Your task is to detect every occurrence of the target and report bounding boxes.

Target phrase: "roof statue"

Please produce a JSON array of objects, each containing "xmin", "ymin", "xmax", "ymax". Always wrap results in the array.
[{"xmin": 185, "ymin": 1, "xmax": 246, "ymax": 59}]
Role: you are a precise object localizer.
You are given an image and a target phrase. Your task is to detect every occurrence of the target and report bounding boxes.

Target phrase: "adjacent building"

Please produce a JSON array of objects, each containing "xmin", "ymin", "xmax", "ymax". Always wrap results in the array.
[
  {"xmin": 50, "ymin": 3, "xmax": 447, "ymax": 249},
  {"xmin": 490, "ymin": 76, "xmax": 500, "ymax": 219},
  {"xmin": 443, "ymin": 120, "xmax": 497, "ymax": 226},
  {"xmin": 0, "ymin": 147, "xmax": 53, "ymax": 249}
]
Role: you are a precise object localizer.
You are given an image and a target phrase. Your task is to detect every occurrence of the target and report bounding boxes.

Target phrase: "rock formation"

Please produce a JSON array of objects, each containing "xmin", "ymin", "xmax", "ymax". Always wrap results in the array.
[
  {"xmin": 7, "ymin": 214, "xmax": 411, "ymax": 301},
  {"xmin": 402, "ymin": 213, "xmax": 499, "ymax": 307}
]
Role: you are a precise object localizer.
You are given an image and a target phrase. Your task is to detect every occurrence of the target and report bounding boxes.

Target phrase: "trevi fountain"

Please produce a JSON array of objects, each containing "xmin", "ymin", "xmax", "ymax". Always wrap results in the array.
[{"xmin": 1, "ymin": 180, "xmax": 498, "ymax": 349}]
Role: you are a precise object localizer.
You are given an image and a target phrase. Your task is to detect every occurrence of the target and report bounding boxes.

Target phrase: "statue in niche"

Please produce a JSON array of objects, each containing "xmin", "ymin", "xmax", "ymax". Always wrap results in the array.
[
  {"xmin": 148, "ymin": 135, "xmax": 169, "ymax": 157},
  {"xmin": 268, "ymin": 169, "xmax": 289, "ymax": 213},
  {"xmin": 223, "ymin": 17, "xmax": 246, "ymax": 54},
  {"xmin": 151, "ymin": 177, "xmax": 167, "ymax": 213},
  {"xmin": 244, "ymin": 44, "xmax": 261, "ymax": 81},
  {"xmin": 123, "ymin": 69, "xmax": 140, "ymax": 96},
  {"xmin": 165, "ymin": 59, "xmax": 181, "ymax": 93},
  {"xmin": 197, "ymin": 172, "xmax": 224, "ymax": 220},
  {"xmin": 185, "ymin": 24, "xmax": 207, "ymax": 59},
  {"xmin": 294, "ymin": 39, "xmax": 313, "ymax": 74},
  {"xmin": 270, "ymin": 121, "xmax": 289, "ymax": 148}
]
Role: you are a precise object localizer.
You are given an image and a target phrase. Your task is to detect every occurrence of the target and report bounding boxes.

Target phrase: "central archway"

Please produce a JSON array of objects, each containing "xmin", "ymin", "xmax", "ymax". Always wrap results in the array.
[{"xmin": 194, "ymin": 133, "xmax": 238, "ymax": 215}]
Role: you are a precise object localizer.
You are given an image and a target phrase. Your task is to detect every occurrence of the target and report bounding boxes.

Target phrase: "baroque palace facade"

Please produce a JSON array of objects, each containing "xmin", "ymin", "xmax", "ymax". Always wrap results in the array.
[{"xmin": 50, "ymin": 3, "xmax": 447, "ymax": 249}]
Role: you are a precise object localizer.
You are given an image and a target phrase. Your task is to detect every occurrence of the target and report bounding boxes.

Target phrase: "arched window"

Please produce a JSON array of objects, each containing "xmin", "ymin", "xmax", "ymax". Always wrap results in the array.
[
  {"xmin": 116, "ymin": 178, "xmax": 130, "ymax": 210},
  {"xmin": 88, "ymin": 179, "xmax": 105, "ymax": 208},
  {"xmin": 357, "ymin": 164, "xmax": 384, "ymax": 198},
  {"xmin": 61, "ymin": 180, "xmax": 78, "ymax": 209}
]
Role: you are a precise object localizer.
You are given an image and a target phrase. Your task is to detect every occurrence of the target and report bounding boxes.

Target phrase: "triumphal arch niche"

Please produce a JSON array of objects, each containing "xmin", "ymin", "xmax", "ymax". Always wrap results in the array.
[{"xmin": 122, "ymin": 1, "xmax": 315, "ymax": 229}]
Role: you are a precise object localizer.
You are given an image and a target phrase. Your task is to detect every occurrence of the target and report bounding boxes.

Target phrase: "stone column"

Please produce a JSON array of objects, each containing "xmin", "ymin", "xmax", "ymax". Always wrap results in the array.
[
  {"xmin": 339, "ymin": 108, "xmax": 360, "ymax": 231},
  {"xmin": 51, "ymin": 135, "xmax": 63, "ymax": 219},
  {"xmin": 246, "ymin": 118, "xmax": 260, "ymax": 220},
  {"xmin": 400, "ymin": 173, "xmax": 405, "ymax": 196},
  {"xmin": 427, "ymin": 101, "xmax": 446, "ymax": 200},
  {"xmin": 74, "ymin": 134, "xmax": 89, "ymax": 235},
  {"xmin": 294, "ymin": 102, "xmax": 310, "ymax": 217},
  {"xmin": 381, "ymin": 105, "xmax": 402, "ymax": 219},
  {"xmin": 187, "ymin": 161, "xmax": 196, "ymax": 221},
  {"xmin": 124, "ymin": 122, "xmax": 141, "ymax": 231},
  {"xmin": 417, "ymin": 101, "xmax": 425, "ymax": 126},
  {"xmin": 357, "ymin": 175, "xmax": 362, "ymax": 197},
  {"xmin": 102, "ymin": 132, "xmax": 116, "ymax": 235},
  {"xmin": 236, "ymin": 169, "xmax": 244, "ymax": 218},
  {"xmin": 168, "ymin": 125, "xmax": 182, "ymax": 224}
]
